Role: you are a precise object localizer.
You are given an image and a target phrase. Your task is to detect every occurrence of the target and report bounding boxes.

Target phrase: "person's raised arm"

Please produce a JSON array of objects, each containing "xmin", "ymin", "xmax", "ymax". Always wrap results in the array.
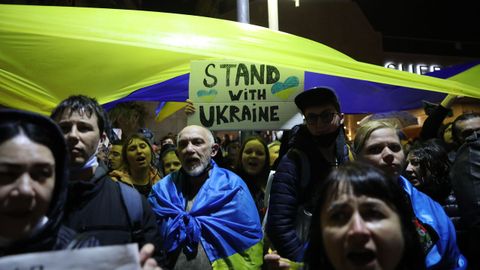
[{"xmin": 420, "ymin": 94, "xmax": 458, "ymax": 141}]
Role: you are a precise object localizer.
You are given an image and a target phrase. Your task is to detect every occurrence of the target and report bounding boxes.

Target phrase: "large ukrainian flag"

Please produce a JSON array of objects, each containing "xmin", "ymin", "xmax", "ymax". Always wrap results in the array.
[{"xmin": 0, "ymin": 4, "xmax": 479, "ymax": 117}]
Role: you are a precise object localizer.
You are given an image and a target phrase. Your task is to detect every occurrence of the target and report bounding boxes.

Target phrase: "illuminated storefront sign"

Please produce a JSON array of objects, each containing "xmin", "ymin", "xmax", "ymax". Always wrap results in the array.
[{"xmin": 384, "ymin": 61, "xmax": 442, "ymax": 75}]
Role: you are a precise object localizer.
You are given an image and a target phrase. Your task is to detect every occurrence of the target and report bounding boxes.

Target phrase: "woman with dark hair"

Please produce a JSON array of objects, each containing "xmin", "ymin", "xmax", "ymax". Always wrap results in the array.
[
  {"xmin": 405, "ymin": 139, "xmax": 465, "ymax": 248},
  {"xmin": 0, "ymin": 109, "xmax": 165, "ymax": 270},
  {"xmin": 110, "ymin": 133, "xmax": 161, "ymax": 197},
  {"xmin": 234, "ymin": 136, "xmax": 271, "ymax": 221},
  {"xmin": 0, "ymin": 109, "xmax": 97, "ymax": 255},
  {"xmin": 159, "ymin": 134, "xmax": 176, "ymax": 149},
  {"xmin": 405, "ymin": 139, "xmax": 452, "ymax": 204},
  {"xmin": 305, "ymin": 162, "xmax": 425, "ymax": 270}
]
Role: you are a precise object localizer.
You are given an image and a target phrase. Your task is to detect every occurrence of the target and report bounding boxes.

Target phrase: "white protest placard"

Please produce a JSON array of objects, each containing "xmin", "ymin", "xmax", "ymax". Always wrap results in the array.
[
  {"xmin": 188, "ymin": 60, "xmax": 304, "ymax": 130},
  {"xmin": 0, "ymin": 243, "xmax": 140, "ymax": 270}
]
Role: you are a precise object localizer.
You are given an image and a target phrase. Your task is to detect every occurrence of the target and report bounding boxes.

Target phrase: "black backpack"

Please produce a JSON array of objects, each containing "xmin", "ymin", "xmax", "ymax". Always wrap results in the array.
[{"xmin": 450, "ymin": 131, "xmax": 480, "ymax": 229}]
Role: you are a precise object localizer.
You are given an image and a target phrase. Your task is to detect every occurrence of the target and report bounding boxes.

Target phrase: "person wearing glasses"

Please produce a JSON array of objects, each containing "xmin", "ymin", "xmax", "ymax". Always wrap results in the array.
[{"xmin": 265, "ymin": 87, "xmax": 353, "ymax": 267}]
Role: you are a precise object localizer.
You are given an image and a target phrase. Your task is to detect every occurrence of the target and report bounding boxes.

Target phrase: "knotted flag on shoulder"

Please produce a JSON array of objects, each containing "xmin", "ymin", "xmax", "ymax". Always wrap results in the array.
[{"xmin": 149, "ymin": 160, "xmax": 263, "ymax": 269}]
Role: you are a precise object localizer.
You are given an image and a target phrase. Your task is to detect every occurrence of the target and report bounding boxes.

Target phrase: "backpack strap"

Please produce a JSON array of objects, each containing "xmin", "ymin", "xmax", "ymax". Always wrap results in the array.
[
  {"xmin": 262, "ymin": 170, "xmax": 276, "ymax": 231},
  {"xmin": 118, "ymin": 182, "xmax": 144, "ymax": 243},
  {"xmin": 264, "ymin": 170, "xmax": 275, "ymax": 210},
  {"xmin": 262, "ymin": 148, "xmax": 311, "ymax": 235}
]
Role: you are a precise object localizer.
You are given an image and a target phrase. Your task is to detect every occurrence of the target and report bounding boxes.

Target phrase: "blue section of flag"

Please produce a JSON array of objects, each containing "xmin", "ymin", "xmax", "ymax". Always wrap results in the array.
[
  {"xmin": 148, "ymin": 160, "xmax": 263, "ymax": 262},
  {"xmin": 424, "ymin": 60, "xmax": 480, "ymax": 79},
  {"xmin": 103, "ymin": 61, "xmax": 479, "ymax": 114},
  {"xmin": 103, "ymin": 73, "xmax": 190, "ymax": 110},
  {"xmin": 305, "ymin": 72, "xmax": 446, "ymax": 114}
]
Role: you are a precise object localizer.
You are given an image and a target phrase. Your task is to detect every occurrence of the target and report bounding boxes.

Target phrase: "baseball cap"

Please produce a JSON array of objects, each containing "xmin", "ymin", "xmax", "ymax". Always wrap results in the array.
[{"xmin": 294, "ymin": 87, "xmax": 340, "ymax": 113}]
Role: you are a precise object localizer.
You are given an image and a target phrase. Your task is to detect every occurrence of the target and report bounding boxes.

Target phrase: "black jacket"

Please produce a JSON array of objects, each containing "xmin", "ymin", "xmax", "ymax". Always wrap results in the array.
[
  {"xmin": 450, "ymin": 131, "xmax": 480, "ymax": 268},
  {"xmin": 63, "ymin": 165, "xmax": 164, "ymax": 258},
  {"xmin": 266, "ymin": 125, "xmax": 350, "ymax": 262},
  {"xmin": 450, "ymin": 132, "xmax": 480, "ymax": 229}
]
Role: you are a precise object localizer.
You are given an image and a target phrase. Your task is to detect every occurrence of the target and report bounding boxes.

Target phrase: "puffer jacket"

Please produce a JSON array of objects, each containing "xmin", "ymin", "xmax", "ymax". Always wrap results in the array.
[{"xmin": 265, "ymin": 125, "xmax": 351, "ymax": 262}]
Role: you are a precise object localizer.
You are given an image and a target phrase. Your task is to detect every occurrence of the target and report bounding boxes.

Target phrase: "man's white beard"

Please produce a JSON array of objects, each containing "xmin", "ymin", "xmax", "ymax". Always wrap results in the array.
[{"xmin": 184, "ymin": 160, "xmax": 209, "ymax": 177}]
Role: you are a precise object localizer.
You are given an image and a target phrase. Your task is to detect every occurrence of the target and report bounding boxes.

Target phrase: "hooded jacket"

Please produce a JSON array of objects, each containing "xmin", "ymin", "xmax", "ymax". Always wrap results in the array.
[{"xmin": 0, "ymin": 110, "xmax": 97, "ymax": 256}]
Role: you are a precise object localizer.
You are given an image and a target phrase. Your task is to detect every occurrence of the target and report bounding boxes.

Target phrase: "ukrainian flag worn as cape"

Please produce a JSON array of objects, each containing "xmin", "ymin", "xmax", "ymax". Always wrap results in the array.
[
  {"xmin": 398, "ymin": 176, "xmax": 467, "ymax": 269},
  {"xmin": 148, "ymin": 160, "xmax": 263, "ymax": 269}
]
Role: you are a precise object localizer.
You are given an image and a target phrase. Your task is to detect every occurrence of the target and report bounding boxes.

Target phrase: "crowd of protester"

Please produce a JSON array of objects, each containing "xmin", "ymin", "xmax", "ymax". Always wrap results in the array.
[{"xmin": 1, "ymin": 88, "xmax": 480, "ymax": 270}]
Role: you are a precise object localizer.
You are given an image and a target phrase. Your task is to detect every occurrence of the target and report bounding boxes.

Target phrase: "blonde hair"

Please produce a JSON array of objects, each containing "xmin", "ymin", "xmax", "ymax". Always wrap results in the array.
[{"xmin": 353, "ymin": 120, "xmax": 399, "ymax": 155}]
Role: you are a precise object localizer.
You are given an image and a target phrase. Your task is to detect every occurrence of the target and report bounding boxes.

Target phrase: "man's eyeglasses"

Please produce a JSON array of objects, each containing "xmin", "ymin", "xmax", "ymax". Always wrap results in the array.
[{"xmin": 305, "ymin": 111, "xmax": 337, "ymax": 125}]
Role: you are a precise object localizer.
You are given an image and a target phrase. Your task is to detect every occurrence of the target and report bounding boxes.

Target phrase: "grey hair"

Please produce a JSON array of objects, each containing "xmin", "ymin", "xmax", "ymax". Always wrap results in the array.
[{"xmin": 204, "ymin": 127, "xmax": 215, "ymax": 145}]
